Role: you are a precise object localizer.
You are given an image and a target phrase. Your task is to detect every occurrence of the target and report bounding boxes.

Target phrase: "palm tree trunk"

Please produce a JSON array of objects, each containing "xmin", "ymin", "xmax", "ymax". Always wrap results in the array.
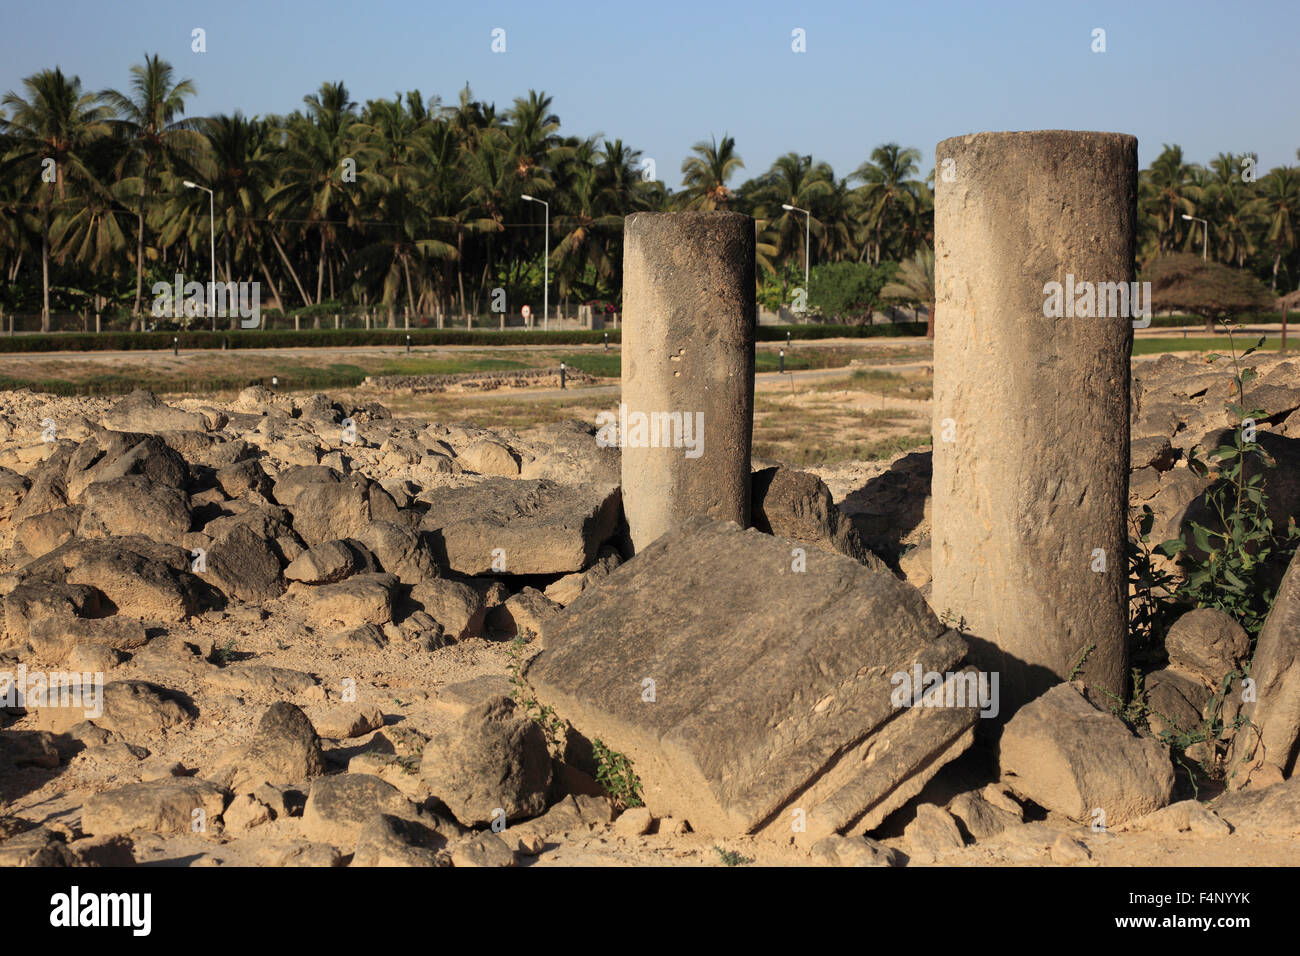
[
  {"xmin": 133, "ymin": 179, "xmax": 146, "ymax": 317},
  {"xmin": 271, "ymin": 232, "xmax": 312, "ymax": 307},
  {"xmin": 256, "ymin": 249, "xmax": 284, "ymax": 312},
  {"xmin": 927, "ymin": 300, "xmax": 935, "ymax": 339},
  {"xmin": 40, "ymin": 220, "xmax": 51, "ymax": 333},
  {"xmin": 316, "ymin": 231, "xmax": 326, "ymax": 304}
]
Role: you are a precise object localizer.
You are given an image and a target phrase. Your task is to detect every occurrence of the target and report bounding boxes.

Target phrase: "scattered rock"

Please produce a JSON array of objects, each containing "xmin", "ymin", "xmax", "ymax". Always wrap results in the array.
[
  {"xmin": 419, "ymin": 695, "xmax": 551, "ymax": 827},
  {"xmin": 81, "ymin": 778, "xmax": 227, "ymax": 837},
  {"xmin": 999, "ymin": 682, "xmax": 1174, "ymax": 826}
]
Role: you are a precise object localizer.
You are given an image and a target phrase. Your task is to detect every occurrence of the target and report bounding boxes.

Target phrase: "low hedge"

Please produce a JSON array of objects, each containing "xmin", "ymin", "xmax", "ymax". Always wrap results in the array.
[{"xmin": 0, "ymin": 323, "xmax": 934, "ymax": 352}]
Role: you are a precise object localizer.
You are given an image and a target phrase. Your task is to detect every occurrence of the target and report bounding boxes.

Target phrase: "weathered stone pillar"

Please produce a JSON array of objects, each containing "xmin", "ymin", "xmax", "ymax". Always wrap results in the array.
[
  {"xmin": 621, "ymin": 211, "xmax": 755, "ymax": 553},
  {"xmin": 931, "ymin": 131, "xmax": 1136, "ymax": 709}
]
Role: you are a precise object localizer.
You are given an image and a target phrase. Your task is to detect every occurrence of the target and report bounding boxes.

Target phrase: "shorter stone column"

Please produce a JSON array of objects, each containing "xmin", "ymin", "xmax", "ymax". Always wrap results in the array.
[{"xmin": 618, "ymin": 211, "xmax": 756, "ymax": 552}]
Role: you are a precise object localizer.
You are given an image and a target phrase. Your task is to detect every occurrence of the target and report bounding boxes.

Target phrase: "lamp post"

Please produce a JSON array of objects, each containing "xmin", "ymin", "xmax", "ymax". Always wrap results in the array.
[
  {"xmin": 184, "ymin": 180, "xmax": 216, "ymax": 328},
  {"xmin": 782, "ymin": 203, "xmax": 810, "ymax": 321},
  {"xmin": 1182, "ymin": 214, "xmax": 1208, "ymax": 260},
  {"xmin": 521, "ymin": 194, "xmax": 549, "ymax": 331}
]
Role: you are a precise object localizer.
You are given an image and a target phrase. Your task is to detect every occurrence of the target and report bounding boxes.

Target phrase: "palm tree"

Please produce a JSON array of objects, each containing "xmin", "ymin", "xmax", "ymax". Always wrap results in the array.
[
  {"xmin": 853, "ymin": 143, "xmax": 924, "ymax": 264},
  {"xmin": 101, "ymin": 54, "xmax": 202, "ymax": 322},
  {"xmin": 754, "ymin": 153, "xmax": 834, "ymax": 280},
  {"xmin": 268, "ymin": 82, "xmax": 368, "ymax": 307},
  {"xmin": 881, "ymin": 245, "xmax": 935, "ymax": 337},
  {"xmin": 1260, "ymin": 166, "xmax": 1300, "ymax": 290},
  {"xmin": 0, "ymin": 67, "xmax": 113, "ymax": 329},
  {"xmin": 680, "ymin": 134, "xmax": 743, "ymax": 210},
  {"xmin": 1141, "ymin": 144, "xmax": 1202, "ymax": 254}
]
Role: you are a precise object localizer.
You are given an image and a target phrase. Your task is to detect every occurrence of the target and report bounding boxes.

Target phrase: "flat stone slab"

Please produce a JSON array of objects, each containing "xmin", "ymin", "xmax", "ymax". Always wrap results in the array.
[
  {"xmin": 419, "ymin": 479, "xmax": 620, "ymax": 575},
  {"xmin": 525, "ymin": 516, "xmax": 977, "ymax": 841}
]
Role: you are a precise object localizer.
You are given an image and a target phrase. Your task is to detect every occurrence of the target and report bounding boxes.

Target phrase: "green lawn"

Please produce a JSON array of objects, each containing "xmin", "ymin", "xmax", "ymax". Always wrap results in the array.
[{"xmin": 1132, "ymin": 337, "xmax": 1288, "ymax": 356}]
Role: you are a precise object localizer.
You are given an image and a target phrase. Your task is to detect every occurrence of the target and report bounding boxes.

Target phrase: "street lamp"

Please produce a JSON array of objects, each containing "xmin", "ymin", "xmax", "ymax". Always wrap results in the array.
[
  {"xmin": 184, "ymin": 180, "xmax": 216, "ymax": 328},
  {"xmin": 1182, "ymin": 214, "xmax": 1208, "ymax": 260},
  {"xmin": 782, "ymin": 203, "xmax": 810, "ymax": 321},
  {"xmin": 521, "ymin": 194, "xmax": 549, "ymax": 331}
]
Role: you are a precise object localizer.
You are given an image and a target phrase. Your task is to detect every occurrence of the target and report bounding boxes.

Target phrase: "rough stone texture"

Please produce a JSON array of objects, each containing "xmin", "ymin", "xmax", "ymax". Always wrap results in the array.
[
  {"xmin": 751, "ymin": 465, "xmax": 886, "ymax": 571},
  {"xmin": 947, "ymin": 790, "xmax": 1022, "ymax": 841},
  {"xmin": 1144, "ymin": 667, "xmax": 1211, "ymax": 740},
  {"xmin": 235, "ymin": 702, "xmax": 326, "ymax": 789},
  {"xmin": 1164, "ymin": 608, "xmax": 1250, "ymax": 689},
  {"xmin": 300, "ymin": 774, "xmax": 418, "ymax": 848},
  {"xmin": 1121, "ymin": 800, "xmax": 1231, "ymax": 837},
  {"xmin": 1228, "ymin": 549, "xmax": 1300, "ymax": 787},
  {"xmin": 99, "ymin": 681, "xmax": 192, "ymax": 738},
  {"xmin": 59, "ymin": 538, "xmax": 204, "ymax": 622},
  {"xmin": 487, "ymin": 587, "xmax": 561, "ymax": 640},
  {"xmin": 419, "ymin": 696, "xmax": 551, "ymax": 827},
  {"xmin": 285, "ymin": 539, "xmax": 372, "ymax": 584},
  {"xmin": 999, "ymin": 683, "xmax": 1174, "ymax": 825},
  {"xmin": 458, "ymin": 438, "xmax": 520, "ymax": 477},
  {"xmin": 81, "ymin": 778, "xmax": 227, "ymax": 837},
  {"xmin": 932, "ymin": 131, "xmax": 1136, "ymax": 707},
  {"xmin": 204, "ymin": 524, "xmax": 285, "ymax": 604},
  {"xmin": 419, "ymin": 479, "xmax": 620, "ymax": 576},
  {"xmin": 525, "ymin": 516, "xmax": 977, "ymax": 841},
  {"xmin": 352, "ymin": 813, "xmax": 451, "ymax": 867},
  {"xmin": 103, "ymin": 390, "xmax": 210, "ymax": 433},
  {"xmin": 354, "ymin": 521, "xmax": 436, "ymax": 585},
  {"xmin": 302, "ymin": 572, "xmax": 398, "ymax": 627},
  {"xmin": 809, "ymin": 834, "xmax": 903, "ymax": 867},
  {"xmin": 1213, "ymin": 775, "xmax": 1300, "ymax": 835},
  {"xmin": 904, "ymin": 804, "xmax": 966, "ymax": 863},
  {"xmin": 621, "ymin": 211, "xmax": 755, "ymax": 553},
  {"xmin": 409, "ymin": 579, "xmax": 486, "ymax": 642},
  {"xmin": 77, "ymin": 475, "xmax": 191, "ymax": 543}
]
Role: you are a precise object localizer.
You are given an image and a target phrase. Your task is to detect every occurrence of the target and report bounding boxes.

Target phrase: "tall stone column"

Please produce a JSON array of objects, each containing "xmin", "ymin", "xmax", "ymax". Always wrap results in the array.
[
  {"xmin": 931, "ymin": 131, "xmax": 1136, "ymax": 709},
  {"xmin": 621, "ymin": 211, "xmax": 756, "ymax": 553}
]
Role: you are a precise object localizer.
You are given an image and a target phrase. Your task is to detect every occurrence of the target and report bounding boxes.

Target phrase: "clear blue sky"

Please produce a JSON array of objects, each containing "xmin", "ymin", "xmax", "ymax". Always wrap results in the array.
[{"xmin": 2, "ymin": 0, "xmax": 1296, "ymax": 189}]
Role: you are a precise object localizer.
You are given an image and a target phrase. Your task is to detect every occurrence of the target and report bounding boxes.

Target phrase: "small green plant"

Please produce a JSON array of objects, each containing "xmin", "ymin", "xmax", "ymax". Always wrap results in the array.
[
  {"xmin": 592, "ymin": 738, "xmax": 644, "ymax": 810},
  {"xmin": 507, "ymin": 636, "xmax": 566, "ymax": 758},
  {"xmin": 712, "ymin": 845, "xmax": 754, "ymax": 866},
  {"xmin": 1156, "ymin": 327, "xmax": 1300, "ymax": 634},
  {"xmin": 1067, "ymin": 643, "xmax": 1095, "ymax": 682},
  {"xmin": 1128, "ymin": 506, "xmax": 1182, "ymax": 661},
  {"xmin": 213, "ymin": 638, "xmax": 237, "ymax": 666}
]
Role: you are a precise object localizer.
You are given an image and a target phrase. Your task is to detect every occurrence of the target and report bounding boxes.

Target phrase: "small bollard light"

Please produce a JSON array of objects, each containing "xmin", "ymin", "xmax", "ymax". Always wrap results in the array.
[
  {"xmin": 786, "ymin": 330, "xmax": 791, "ymax": 348},
  {"xmin": 560, "ymin": 362, "xmax": 566, "ymax": 389},
  {"xmin": 779, "ymin": 348, "xmax": 785, "ymax": 374},
  {"xmin": 271, "ymin": 376, "xmax": 278, "ymax": 390},
  {"xmin": 173, "ymin": 336, "xmax": 178, "ymax": 356},
  {"xmin": 406, "ymin": 334, "xmax": 411, "ymax": 354},
  {"xmin": 604, "ymin": 332, "xmax": 609, "ymax": 351}
]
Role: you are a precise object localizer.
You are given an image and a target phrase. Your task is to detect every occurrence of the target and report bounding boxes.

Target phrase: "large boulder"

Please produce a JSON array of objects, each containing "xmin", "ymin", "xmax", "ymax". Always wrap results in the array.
[
  {"xmin": 77, "ymin": 475, "xmax": 191, "ymax": 543},
  {"xmin": 525, "ymin": 515, "xmax": 978, "ymax": 841},
  {"xmin": 102, "ymin": 390, "xmax": 210, "ymax": 433},
  {"xmin": 1229, "ymin": 549, "xmax": 1300, "ymax": 788},
  {"xmin": 419, "ymin": 696, "xmax": 551, "ymax": 827},
  {"xmin": 81, "ymin": 779, "xmax": 227, "ymax": 837},
  {"xmin": 998, "ymin": 682, "xmax": 1174, "ymax": 825},
  {"xmin": 1164, "ymin": 608, "xmax": 1250, "ymax": 689},
  {"xmin": 420, "ymin": 479, "xmax": 621, "ymax": 576},
  {"xmin": 202, "ymin": 524, "xmax": 285, "ymax": 603},
  {"xmin": 302, "ymin": 572, "xmax": 398, "ymax": 627},
  {"xmin": 289, "ymin": 475, "xmax": 403, "ymax": 547}
]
